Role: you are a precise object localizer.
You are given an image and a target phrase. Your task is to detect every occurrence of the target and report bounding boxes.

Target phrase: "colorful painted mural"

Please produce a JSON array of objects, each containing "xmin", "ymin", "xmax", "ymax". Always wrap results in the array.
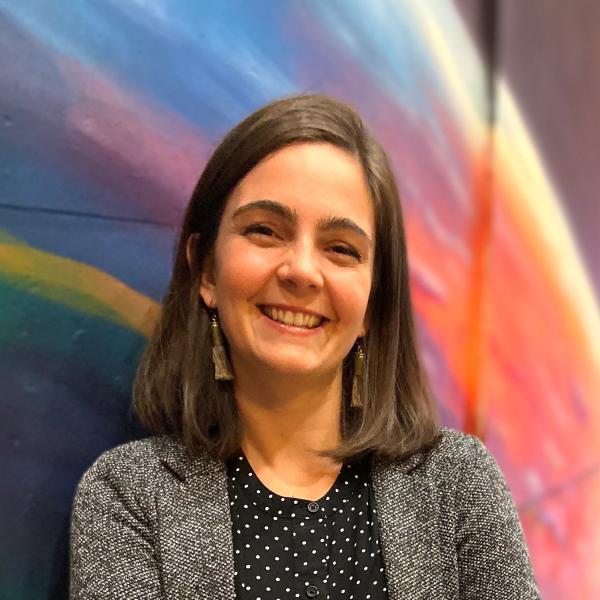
[{"xmin": 1, "ymin": 1, "xmax": 598, "ymax": 598}]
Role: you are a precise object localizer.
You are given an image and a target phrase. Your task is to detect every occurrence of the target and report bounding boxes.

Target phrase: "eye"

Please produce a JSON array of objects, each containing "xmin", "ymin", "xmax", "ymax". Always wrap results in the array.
[
  {"xmin": 242, "ymin": 224, "xmax": 276, "ymax": 237},
  {"xmin": 330, "ymin": 244, "xmax": 362, "ymax": 261}
]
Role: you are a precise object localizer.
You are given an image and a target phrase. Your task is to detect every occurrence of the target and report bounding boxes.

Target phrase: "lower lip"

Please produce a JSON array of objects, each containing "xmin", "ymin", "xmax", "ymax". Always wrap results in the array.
[{"xmin": 259, "ymin": 310, "xmax": 326, "ymax": 337}]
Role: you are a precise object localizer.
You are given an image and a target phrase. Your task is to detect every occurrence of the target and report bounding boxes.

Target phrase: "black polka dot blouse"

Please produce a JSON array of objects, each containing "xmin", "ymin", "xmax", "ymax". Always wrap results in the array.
[{"xmin": 226, "ymin": 450, "xmax": 388, "ymax": 599}]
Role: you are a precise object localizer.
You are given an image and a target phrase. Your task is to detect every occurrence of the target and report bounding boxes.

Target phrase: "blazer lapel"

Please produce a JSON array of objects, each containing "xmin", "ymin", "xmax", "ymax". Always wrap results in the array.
[
  {"xmin": 155, "ymin": 438, "xmax": 236, "ymax": 600},
  {"xmin": 371, "ymin": 453, "xmax": 444, "ymax": 600}
]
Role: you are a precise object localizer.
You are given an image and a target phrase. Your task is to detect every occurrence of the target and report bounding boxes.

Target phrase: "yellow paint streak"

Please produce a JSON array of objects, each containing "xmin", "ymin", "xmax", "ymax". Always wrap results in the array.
[
  {"xmin": 494, "ymin": 81, "xmax": 600, "ymax": 367},
  {"xmin": 0, "ymin": 241, "xmax": 160, "ymax": 337},
  {"xmin": 411, "ymin": 1, "xmax": 600, "ymax": 365},
  {"xmin": 406, "ymin": 0, "xmax": 491, "ymax": 435},
  {"xmin": 408, "ymin": 0, "xmax": 600, "ymax": 425},
  {"xmin": 409, "ymin": 0, "xmax": 487, "ymax": 148}
]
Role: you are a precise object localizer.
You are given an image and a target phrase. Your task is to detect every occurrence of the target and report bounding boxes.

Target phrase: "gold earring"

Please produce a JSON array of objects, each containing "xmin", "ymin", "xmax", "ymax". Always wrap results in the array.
[
  {"xmin": 351, "ymin": 340, "xmax": 365, "ymax": 407},
  {"xmin": 209, "ymin": 313, "xmax": 234, "ymax": 381}
]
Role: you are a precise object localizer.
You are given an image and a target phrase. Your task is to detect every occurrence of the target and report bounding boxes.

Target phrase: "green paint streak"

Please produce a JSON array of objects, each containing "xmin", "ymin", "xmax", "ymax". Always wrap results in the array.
[
  {"xmin": 0, "ymin": 267, "xmax": 136, "ymax": 332},
  {"xmin": 0, "ymin": 230, "xmax": 22, "ymax": 245},
  {"xmin": 0, "ymin": 281, "xmax": 147, "ymax": 396}
]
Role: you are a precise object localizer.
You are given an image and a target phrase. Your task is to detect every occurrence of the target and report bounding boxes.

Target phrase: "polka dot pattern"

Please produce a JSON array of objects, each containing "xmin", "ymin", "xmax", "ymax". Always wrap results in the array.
[{"xmin": 227, "ymin": 451, "xmax": 388, "ymax": 599}]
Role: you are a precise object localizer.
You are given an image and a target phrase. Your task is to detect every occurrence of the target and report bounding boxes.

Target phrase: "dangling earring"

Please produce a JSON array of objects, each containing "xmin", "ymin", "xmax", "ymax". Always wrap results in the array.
[
  {"xmin": 209, "ymin": 313, "xmax": 234, "ymax": 381},
  {"xmin": 351, "ymin": 340, "xmax": 365, "ymax": 408}
]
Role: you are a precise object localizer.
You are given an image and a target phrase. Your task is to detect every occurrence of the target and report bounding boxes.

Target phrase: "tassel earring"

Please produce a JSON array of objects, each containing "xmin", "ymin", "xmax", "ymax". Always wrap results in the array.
[
  {"xmin": 209, "ymin": 313, "xmax": 234, "ymax": 381},
  {"xmin": 351, "ymin": 340, "xmax": 365, "ymax": 408}
]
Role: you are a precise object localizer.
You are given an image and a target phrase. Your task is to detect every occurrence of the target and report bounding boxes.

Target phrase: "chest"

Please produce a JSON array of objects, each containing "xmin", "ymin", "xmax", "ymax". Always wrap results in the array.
[
  {"xmin": 228, "ymin": 453, "xmax": 389, "ymax": 599},
  {"xmin": 153, "ymin": 459, "xmax": 459, "ymax": 599}
]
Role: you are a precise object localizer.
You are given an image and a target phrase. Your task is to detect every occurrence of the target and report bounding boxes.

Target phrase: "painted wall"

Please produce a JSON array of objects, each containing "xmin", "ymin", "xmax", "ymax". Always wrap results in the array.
[
  {"xmin": 489, "ymin": 2, "xmax": 600, "ymax": 597},
  {"xmin": 0, "ymin": 1, "xmax": 598, "ymax": 597}
]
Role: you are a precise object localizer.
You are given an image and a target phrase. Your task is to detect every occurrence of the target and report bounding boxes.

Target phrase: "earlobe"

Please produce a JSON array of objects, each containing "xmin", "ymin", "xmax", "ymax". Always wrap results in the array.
[
  {"xmin": 200, "ymin": 281, "xmax": 216, "ymax": 309},
  {"xmin": 360, "ymin": 320, "xmax": 368, "ymax": 339}
]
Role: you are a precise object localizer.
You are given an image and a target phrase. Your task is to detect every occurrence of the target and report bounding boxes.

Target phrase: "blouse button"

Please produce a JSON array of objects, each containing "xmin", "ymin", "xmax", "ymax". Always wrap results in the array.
[
  {"xmin": 306, "ymin": 585, "xmax": 319, "ymax": 597},
  {"xmin": 307, "ymin": 502, "xmax": 319, "ymax": 513}
]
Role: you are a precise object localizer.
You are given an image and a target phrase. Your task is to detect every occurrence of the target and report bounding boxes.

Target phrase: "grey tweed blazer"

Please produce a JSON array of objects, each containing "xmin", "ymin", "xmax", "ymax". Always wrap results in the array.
[{"xmin": 70, "ymin": 427, "xmax": 541, "ymax": 599}]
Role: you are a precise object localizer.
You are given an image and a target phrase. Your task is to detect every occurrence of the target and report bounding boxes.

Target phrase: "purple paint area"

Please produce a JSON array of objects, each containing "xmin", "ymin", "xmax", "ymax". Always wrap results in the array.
[
  {"xmin": 496, "ymin": 0, "xmax": 600, "ymax": 299},
  {"xmin": 415, "ymin": 318, "xmax": 466, "ymax": 430},
  {"xmin": 1, "ymin": 328, "xmax": 148, "ymax": 598},
  {"xmin": 0, "ymin": 13, "xmax": 208, "ymax": 224},
  {"xmin": 519, "ymin": 464, "xmax": 600, "ymax": 599}
]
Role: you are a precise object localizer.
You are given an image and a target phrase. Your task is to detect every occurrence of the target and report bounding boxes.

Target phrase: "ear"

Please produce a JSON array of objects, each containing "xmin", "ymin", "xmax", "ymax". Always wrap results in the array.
[
  {"xmin": 186, "ymin": 234, "xmax": 218, "ymax": 309},
  {"xmin": 199, "ymin": 252, "xmax": 218, "ymax": 309},
  {"xmin": 185, "ymin": 234, "xmax": 197, "ymax": 270}
]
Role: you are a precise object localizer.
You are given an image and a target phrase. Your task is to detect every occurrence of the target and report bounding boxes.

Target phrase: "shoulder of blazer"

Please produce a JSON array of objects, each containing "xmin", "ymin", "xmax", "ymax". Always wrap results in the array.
[
  {"xmin": 81, "ymin": 435, "xmax": 225, "ymax": 493},
  {"xmin": 73, "ymin": 437, "xmax": 236, "ymax": 598},
  {"xmin": 371, "ymin": 425, "xmax": 495, "ymax": 488},
  {"xmin": 369, "ymin": 425, "xmax": 507, "ymax": 557},
  {"xmin": 85, "ymin": 426, "xmax": 491, "ymax": 500},
  {"xmin": 87, "ymin": 433, "xmax": 218, "ymax": 474}
]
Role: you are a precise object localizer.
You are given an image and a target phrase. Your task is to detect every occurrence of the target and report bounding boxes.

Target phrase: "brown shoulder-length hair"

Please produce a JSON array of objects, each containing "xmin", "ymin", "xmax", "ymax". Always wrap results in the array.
[{"xmin": 133, "ymin": 94, "xmax": 440, "ymax": 462}]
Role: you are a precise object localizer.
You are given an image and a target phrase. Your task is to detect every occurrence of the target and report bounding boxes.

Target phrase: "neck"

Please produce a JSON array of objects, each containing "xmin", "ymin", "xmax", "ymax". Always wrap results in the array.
[{"xmin": 233, "ymin": 364, "xmax": 344, "ymax": 480}]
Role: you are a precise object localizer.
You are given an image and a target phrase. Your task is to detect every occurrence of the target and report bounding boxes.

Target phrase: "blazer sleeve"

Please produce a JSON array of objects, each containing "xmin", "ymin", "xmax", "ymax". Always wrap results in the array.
[
  {"xmin": 69, "ymin": 448, "xmax": 163, "ymax": 599},
  {"xmin": 455, "ymin": 435, "xmax": 541, "ymax": 599}
]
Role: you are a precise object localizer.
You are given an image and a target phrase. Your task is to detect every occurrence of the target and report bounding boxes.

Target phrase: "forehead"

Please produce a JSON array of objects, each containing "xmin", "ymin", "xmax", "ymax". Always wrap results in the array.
[{"xmin": 226, "ymin": 142, "xmax": 374, "ymax": 231}]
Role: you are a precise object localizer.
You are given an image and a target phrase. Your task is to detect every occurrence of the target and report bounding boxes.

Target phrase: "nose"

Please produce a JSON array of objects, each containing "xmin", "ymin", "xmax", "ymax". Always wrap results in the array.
[{"xmin": 276, "ymin": 240, "xmax": 324, "ymax": 291}]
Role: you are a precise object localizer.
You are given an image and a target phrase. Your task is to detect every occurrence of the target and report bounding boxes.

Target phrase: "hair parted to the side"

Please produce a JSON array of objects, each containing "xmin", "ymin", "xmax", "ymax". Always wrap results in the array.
[{"xmin": 133, "ymin": 94, "xmax": 440, "ymax": 462}]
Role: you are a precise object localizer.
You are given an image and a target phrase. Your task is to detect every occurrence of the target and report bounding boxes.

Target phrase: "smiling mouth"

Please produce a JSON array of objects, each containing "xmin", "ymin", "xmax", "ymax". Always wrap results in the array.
[{"xmin": 258, "ymin": 305, "xmax": 325, "ymax": 329}]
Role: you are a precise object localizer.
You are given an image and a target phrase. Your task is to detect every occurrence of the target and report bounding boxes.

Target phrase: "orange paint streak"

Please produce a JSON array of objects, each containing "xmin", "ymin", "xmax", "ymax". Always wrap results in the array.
[
  {"xmin": 405, "ymin": 139, "xmax": 495, "ymax": 438},
  {"xmin": 463, "ymin": 139, "xmax": 495, "ymax": 440}
]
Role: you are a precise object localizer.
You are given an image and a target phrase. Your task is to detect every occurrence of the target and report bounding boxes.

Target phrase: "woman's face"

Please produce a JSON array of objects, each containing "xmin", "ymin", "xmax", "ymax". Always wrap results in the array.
[{"xmin": 199, "ymin": 142, "xmax": 375, "ymax": 381}]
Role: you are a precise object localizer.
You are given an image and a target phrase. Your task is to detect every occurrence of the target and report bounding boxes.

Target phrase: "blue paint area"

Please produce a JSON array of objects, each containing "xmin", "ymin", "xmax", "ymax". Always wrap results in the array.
[
  {"xmin": 0, "ymin": 14, "xmax": 187, "ymax": 222},
  {"xmin": 0, "ymin": 146, "xmax": 186, "ymax": 225},
  {"xmin": 0, "ymin": 1, "xmax": 469, "ymax": 139},
  {"xmin": 309, "ymin": 1, "xmax": 440, "ymax": 106},
  {"xmin": 0, "ymin": 283, "xmax": 150, "ymax": 598},
  {"xmin": 0, "ymin": 0, "xmax": 297, "ymax": 133},
  {"xmin": 308, "ymin": 1, "xmax": 487, "ymax": 161},
  {"xmin": 0, "ymin": 207, "xmax": 175, "ymax": 302}
]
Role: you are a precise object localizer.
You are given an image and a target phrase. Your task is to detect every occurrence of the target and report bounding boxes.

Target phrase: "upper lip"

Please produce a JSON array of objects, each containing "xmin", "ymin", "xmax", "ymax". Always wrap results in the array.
[{"xmin": 258, "ymin": 304, "xmax": 329, "ymax": 320}]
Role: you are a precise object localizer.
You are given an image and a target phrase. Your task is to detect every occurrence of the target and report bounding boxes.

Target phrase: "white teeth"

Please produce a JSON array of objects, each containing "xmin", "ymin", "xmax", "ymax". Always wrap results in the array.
[
  {"xmin": 292, "ymin": 312, "xmax": 305, "ymax": 327},
  {"xmin": 262, "ymin": 306, "xmax": 321, "ymax": 328}
]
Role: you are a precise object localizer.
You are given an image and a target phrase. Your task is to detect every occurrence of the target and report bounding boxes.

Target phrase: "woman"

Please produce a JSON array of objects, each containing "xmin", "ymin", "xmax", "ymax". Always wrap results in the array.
[{"xmin": 70, "ymin": 95, "xmax": 540, "ymax": 599}]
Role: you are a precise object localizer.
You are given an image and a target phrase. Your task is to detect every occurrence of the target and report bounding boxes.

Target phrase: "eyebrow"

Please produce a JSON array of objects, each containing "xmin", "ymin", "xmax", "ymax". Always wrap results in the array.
[{"xmin": 231, "ymin": 199, "xmax": 373, "ymax": 246}]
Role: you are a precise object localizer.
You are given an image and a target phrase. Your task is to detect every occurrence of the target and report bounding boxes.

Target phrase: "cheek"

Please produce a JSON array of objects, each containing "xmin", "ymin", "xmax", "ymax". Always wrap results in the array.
[
  {"xmin": 329, "ymin": 270, "xmax": 372, "ymax": 325},
  {"xmin": 215, "ymin": 241, "xmax": 274, "ymax": 300}
]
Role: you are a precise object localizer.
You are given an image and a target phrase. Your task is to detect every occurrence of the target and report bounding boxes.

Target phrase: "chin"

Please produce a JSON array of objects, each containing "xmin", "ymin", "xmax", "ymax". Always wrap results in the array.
[
  {"xmin": 261, "ymin": 356, "xmax": 333, "ymax": 378},
  {"xmin": 267, "ymin": 362, "xmax": 321, "ymax": 376}
]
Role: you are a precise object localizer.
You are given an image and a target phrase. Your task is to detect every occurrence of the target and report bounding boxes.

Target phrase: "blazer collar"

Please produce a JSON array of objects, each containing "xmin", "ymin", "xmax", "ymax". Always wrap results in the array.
[{"xmin": 154, "ymin": 435, "xmax": 432, "ymax": 480}]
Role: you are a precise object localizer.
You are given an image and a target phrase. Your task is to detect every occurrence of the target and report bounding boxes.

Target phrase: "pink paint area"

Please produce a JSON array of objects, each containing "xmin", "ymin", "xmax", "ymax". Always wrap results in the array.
[{"xmin": 58, "ymin": 56, "xmax": 212, "ymax": 223}]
